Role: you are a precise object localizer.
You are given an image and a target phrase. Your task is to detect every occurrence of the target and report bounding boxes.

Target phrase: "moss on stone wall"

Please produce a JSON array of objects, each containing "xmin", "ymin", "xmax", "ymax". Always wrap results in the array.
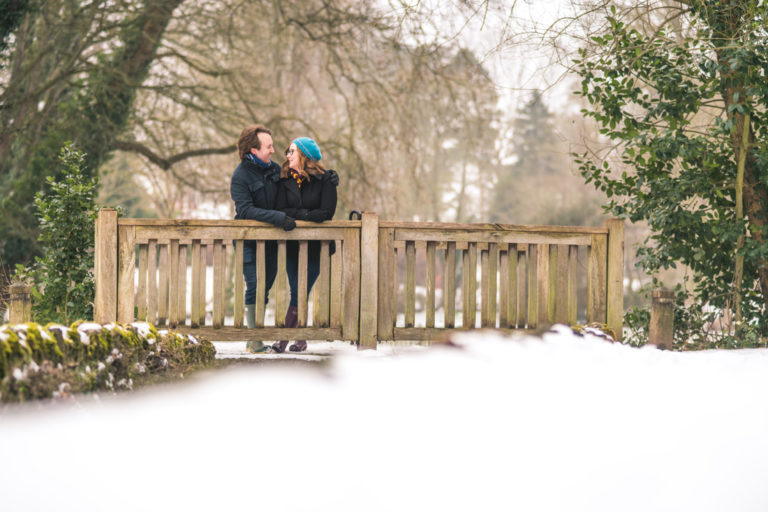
[{"xmin": 0, "ymin": 322, "xmax": 215, "ymax": 403}]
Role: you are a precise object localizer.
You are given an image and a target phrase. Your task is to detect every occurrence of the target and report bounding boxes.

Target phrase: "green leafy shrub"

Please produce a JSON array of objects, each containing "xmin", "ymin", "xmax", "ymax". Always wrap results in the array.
[
  {"xmin": 574, "ymin": 4, "xmax": 768, "ymax": 344},
  {"xmin": 27, "ymin": 143, "xmax": 98, "ymax": 324},
  {"xmin": 623, "ymin": 282, "xmax": 768, "ymax": 350}
]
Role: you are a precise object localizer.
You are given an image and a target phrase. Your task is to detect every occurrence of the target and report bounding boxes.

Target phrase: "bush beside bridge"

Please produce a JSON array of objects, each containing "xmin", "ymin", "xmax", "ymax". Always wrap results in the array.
[{"xmin": 0, "ymin": 321, "xmax": 215, "ymax": 403}]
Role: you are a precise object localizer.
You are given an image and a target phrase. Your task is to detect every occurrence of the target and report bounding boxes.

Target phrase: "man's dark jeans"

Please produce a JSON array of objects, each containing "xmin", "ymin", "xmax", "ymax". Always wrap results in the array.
[{"xmin": 243, "ymin": 240, "xmax": 277, "ymax": 305}]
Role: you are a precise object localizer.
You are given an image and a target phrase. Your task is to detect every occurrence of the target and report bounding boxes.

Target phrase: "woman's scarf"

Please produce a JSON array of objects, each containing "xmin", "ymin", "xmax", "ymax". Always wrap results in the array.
[{"xmin": 289, "ymin": 169, "xmax": 305, "ymax": 189}]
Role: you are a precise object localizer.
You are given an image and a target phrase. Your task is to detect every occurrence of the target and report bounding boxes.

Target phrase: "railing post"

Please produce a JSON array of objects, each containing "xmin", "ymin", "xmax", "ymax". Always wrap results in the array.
[
  {"xmin": 9, "ymin": 282, "xmax": 31, "ymax": 323},
  {"xmin": 359, "ymin": 212, "xmax": 379, "ymax": 349},
  {"xmin": 605, "ymin": 218, "xmax": 624, "ymax": 340},
  {"xmin": 94, "ymin": 208, "xmax": 119, "ymax": 323},
  {"xmin": 649, "ymin": 288, "xmax": 674, "ymax": 349}
]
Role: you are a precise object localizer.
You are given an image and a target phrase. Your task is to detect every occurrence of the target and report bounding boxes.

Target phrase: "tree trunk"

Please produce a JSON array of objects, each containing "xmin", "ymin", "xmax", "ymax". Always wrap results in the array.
[{"xmin": 714, "ymin": 1, "xmax": 768, "ymax": 312}]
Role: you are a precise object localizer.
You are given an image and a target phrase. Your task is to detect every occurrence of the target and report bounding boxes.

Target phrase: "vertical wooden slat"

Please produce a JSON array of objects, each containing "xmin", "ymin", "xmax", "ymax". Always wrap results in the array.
[
  {"xmin": 445, "ymin": 242, "xmax": 456, "ymax": 328},
  {"xmin": 555, "ymin": 245, "xmax": 569, "ymax": 324},
  {"xmin": 392, "ymin": 245, "xmax": 401, "ymax": 328},
  {"xmin": 147, "ymin": 240, "xmax": 157, "ymax": 325},
  {"xmin": 191, "ymin": 240, "xmax": 201, "ymax": 328},
  {"xmin": 255, "ymin": 240, "xmax": 266, "ymax": 327},
  {"xmin": 94, "ymin": 208, "xmax": 118, "ymax": 323},
  {"xmin": 330, "ymin": 240, "xmax": 343, "ymax": 327},
  {"xmin": 359, "ymin": 212, "xmax": 379, "ymax": 348},
  {"xmin": 605, "ymin": 218, "xmax": 625, "ymax": 340},
  {"xmin": 510, "ymin": 244, "xmax": 519, "ymax": 328},
  {"xmin": 467, "ymin": 242, "xmax": 477, "ymax": 328},
  {"xmin": 157, "ymin": 244, "xmax": 169, "ymax": 327},
  {"xmin": 404, "ymin": 240, "xmax": 416, "ymax": 328},
  {"xmin": 316, "ymin": 240, "xmax": 331, "ymax": 327},
  {"xmin": 169, "ymin": 240, "xmax": 179, "ymax": 327},
  {"xmin": 213, "ymin": 240, "xmax": 224, "ymax": 328},
  {"xmin": 499, "ymin": 247, "xmax": 509, "ymax": 327},
  {"xmin": 488, "ymin": 243, "xmax": 498, "ymax": 328},
  {"xmin": 537, "ymin": 243, "xmax": 550, "ymax": 327},
  {"xmin": 587, "ymin": 234, "xmax": 608, "ymax": 324},
  {"xmin": 297, "ymin": 240, "xmax": 309, "ymax": 327},
  {"xmin": 392, "ymin": 245, "xmax": 400, "ymax": 328},
  {"xmin": 342, "ymin": 228, "xmax": 360, "ymax": 341},
  {"xmin": 275, "ymin": 240, "xmax": 287, "ymax": 327},
  {"xmin": 462, "ymin": 248, "xmax": 470, "ymax": 328},
  {"xmin": 233, "ymin": 240, "xmax": 243, "ymax": 328},
  {"xmin": 310, "ymin": 279, "xmax": 318, "ymax": 327},
  {"xmin": 137, "ymin": 244, "xmax": 148, "ymax": 321},
  {"xmin": 221, "ymin": 243, "xmax": 228, "ymax": 325},
  {"xmin": 117, "ymin": 225, "xmax": 135, "ymax": 323},
  {"xmin": 178, "ymin": 244, "xmax": 188, "ymax": 327},
  {"xmin": 426, "ymin": 241, "xmax": 436, "ymax": 328},
  {"xmin": 481, "ymin": 248, "xmax": 489, "ymax": 327},
  {"xmin": 517, "ymin": 246, "xmax": 526, "ymax": 328},
  {"xmin": 549, "ymin": 244, "xmax": 557, "ymax": 323},
  {"xmin": 199, "ymin": 243, "xmax": 207, "ymax": 326},
  {"xmin": 568, "ymin": 245, "xmax": 578, "ymax": 325},
  {"xmin": 378, "ymin": 228, "xmax": 395, "ymax": 340},
  {"xmin": 527, "ymin": 244, "xmax": 537, "ymax": 329}
]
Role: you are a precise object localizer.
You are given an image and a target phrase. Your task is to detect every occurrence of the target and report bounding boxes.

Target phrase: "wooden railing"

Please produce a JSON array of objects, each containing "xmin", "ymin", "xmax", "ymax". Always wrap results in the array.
[{"xmin": 94, "ymin": 209, "xmax": 624, "ymax": 349}]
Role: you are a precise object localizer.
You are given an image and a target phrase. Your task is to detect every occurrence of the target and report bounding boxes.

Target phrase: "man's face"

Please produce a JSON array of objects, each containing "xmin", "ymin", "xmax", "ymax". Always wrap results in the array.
[{"xmin": 250, "ymin": 132, "xmax": 274, "ymax": 162}]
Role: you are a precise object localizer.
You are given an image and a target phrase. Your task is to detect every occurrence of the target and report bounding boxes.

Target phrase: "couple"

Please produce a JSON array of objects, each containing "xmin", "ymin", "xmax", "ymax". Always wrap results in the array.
[{"xmin": 230, "ymin": 124, "xmax": 338, "ymax": 353}]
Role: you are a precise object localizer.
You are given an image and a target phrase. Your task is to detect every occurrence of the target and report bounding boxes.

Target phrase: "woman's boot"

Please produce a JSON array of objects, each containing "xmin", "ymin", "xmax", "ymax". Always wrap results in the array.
[
  {"xmin": 272, "ymin": 305, "xmax": 297, "ymax": 353},
  {"xmin": 289, "ymin": 340, "xmax": 307, "ymax": 352}
]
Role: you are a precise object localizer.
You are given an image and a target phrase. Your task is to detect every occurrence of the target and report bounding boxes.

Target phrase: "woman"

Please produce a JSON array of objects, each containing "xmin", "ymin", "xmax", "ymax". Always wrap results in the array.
[{"xmin": 273, "ymin": 137, "xmax": 338, "ymax": 353}]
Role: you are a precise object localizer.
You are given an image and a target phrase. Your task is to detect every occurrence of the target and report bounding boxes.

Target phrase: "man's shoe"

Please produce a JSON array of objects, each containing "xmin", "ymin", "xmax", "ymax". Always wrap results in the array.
[{"xmin": 245, "ymin": 340, "xmax": 269, "ymax": 353}]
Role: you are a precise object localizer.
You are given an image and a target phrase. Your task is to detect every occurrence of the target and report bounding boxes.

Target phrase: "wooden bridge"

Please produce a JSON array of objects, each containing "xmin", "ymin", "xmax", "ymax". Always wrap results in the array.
[{"xmin": 93, "ymin": 209, "xmax": 624, "ymax": 349}]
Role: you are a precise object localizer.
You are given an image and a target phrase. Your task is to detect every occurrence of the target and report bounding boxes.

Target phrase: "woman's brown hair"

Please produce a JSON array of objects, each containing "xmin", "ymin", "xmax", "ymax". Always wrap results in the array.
[{"xmin": 281, "ymin": 144, "xmax": 326, "ymax": 180}]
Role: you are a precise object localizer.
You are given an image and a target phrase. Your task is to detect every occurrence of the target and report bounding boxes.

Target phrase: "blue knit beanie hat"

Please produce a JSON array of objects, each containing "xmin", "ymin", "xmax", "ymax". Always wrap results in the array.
[{"xmin": 293, "ymin": 137, "xmax": 322, "ymax": 161}]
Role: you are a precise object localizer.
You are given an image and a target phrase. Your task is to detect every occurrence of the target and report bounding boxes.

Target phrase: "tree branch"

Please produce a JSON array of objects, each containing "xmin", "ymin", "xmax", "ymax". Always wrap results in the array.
[{"xmin": 114, "ymin": 140, "xmax": 236, "ymax": 170}]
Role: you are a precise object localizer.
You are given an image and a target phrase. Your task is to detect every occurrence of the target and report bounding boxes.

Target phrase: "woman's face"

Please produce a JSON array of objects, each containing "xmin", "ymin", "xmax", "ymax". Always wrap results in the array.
[{"xmin": 286, "ymin": 143, "xmax": 300, "ymax": 170}]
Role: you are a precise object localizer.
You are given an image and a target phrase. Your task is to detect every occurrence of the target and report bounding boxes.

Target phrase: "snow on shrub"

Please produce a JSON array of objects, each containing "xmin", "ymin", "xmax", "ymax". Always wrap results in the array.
[{"xmin": 0, "ymin": 321, "xmax": 215, "ymax": 403}]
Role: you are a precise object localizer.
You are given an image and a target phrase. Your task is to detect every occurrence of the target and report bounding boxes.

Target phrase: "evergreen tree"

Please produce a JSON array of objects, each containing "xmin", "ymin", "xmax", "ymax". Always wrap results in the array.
[
  {"xmin": 491, "ymin": 91, "xmax": 604, "ymax": 225},
  {"xmin": 29, "ymin": 143, "xmax": 98, "ymax": 323}
]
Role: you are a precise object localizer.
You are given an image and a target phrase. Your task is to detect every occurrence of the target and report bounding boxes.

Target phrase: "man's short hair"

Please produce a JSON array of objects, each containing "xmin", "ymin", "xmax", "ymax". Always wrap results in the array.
[{"xmin": 237, "ymin": 124, "xmax": 272, "ymax": 159}]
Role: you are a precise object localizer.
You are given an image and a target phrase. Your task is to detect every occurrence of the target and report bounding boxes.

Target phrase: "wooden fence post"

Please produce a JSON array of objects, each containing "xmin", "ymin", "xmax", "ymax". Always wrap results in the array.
[
  {"xmin": 359, "ymin": 212, "xmax": 379, "ymax": 350},
  {"xmin": 605, "ymin": 218, "xmax": 624, "ymax": 340},
  {"xmin": 649, "ymin": 288, "xmax": 674, "ymax": 349},
  {"xmin": 9, "ymin": 283, "xmax": 31, "ymax": 323},
  {"xmin": 94, "ymin": 208, "xmax": 118, "ymax": 323}
]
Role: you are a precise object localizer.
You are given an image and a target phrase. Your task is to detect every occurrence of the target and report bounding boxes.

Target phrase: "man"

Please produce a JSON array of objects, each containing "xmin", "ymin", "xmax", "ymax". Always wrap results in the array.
[{"xmin": 230, "ymin": 125, "xmax": 296, "ymax": 353}]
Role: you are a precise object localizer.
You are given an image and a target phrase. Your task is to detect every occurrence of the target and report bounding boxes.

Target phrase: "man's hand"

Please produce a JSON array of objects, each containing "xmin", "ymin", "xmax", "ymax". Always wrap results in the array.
[
  {"xmin": 282, "ymin": 216, "xmax": 296, "ymax": 231},
  {"xmin": 326, "ymin": 169, "xmax": 339, "ymax": 186}
]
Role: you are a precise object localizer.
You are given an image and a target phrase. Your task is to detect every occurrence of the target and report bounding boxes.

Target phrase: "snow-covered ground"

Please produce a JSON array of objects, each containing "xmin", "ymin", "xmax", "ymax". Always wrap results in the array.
[{"xmin": 2, "ymin": 326, "xmax": 768, "ymax": 511}]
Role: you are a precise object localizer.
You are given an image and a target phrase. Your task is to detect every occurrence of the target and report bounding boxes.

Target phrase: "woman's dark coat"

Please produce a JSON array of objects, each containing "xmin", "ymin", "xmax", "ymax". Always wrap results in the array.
[{"xmin": 276, "ymin": 170, "xmax": 338, "ymax": 256}]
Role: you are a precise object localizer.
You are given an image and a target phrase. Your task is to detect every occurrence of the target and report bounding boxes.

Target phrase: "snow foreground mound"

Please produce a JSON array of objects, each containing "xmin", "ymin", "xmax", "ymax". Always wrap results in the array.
[{"xmin": 2, "ymin": 326, "xmax": 768, "ymax": 512}]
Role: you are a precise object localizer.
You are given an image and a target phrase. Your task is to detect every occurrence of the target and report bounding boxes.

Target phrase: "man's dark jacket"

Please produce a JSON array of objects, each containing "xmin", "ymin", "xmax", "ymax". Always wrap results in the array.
[{"xmin": 230, "ymin": 158, "xmax": 285, "ymax": 262}]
